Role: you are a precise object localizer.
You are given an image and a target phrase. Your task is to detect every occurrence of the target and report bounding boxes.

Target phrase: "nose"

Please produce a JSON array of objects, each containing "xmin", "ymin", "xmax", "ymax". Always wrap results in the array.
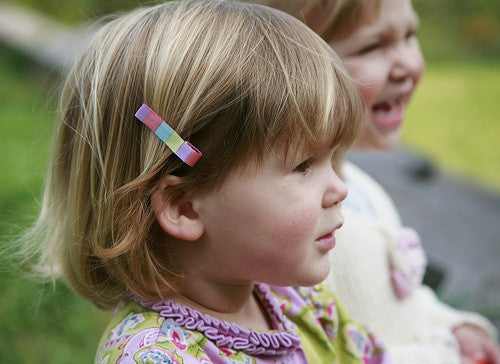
[
  {"xmin": 322, "ymin": 169, "xmax": 348, "ymax": 209},
  {"xmin": 390, "ymin": 40, "xmax": 424, "ymax": 83}
]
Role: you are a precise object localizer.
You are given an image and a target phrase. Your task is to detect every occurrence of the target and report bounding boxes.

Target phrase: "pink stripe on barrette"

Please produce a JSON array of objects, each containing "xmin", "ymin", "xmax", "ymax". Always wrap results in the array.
[{"xmin": 134, "ymin": 103, "xmax": 202, "ymax": 167}]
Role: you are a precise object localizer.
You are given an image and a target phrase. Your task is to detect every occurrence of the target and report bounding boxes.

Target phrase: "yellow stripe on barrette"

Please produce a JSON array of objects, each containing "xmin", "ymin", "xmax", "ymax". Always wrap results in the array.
[{"xmin": 134, "ymin": 103, "xmax": 202, "ymax": 167}]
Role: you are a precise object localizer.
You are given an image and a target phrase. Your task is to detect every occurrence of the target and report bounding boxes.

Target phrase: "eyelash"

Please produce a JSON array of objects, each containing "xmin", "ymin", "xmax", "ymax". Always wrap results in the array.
[
  {"xmin": 293, "ymin": 158, "xmax": 314, "ymax": 173},
  {"xmin": 358, "ymin": 28, "xmax": 417, "ymax": 55},
  {"xmin": 358, "ymin": 43, "xmax": 380, "ymax": 55},
  {"xmin": 406, "ymin": 29, "xmax": 417, "ymax": 40}
]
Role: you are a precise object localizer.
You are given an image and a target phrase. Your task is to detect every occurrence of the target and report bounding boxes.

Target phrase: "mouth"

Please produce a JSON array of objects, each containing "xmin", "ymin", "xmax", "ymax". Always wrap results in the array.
[
  {"xmin": 371, "ymin": 91, "xmax": 412, "ymax": 129},
  {"xmin": 315, "ymin": 223, "xmax": 343, "ymax": 252},
  {"xmin": 315, "ymin": 232, "xmax": 336, "ymax": 252}
]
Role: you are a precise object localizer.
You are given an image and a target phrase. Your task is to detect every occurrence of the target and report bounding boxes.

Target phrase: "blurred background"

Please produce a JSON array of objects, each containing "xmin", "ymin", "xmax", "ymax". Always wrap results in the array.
[{"xmin": 0, "ymin": 0, "xmax": 498, "ymax": 362}]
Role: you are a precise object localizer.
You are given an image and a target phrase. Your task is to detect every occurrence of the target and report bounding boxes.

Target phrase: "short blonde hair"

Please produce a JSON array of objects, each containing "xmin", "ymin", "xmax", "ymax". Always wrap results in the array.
[
  {"xmin": 27, "ymin": 0, "xmax": 361, "ymax": 308},
  {"xmin": 258, "ymin": 0, "xmax": 383, "ymax": 41}
]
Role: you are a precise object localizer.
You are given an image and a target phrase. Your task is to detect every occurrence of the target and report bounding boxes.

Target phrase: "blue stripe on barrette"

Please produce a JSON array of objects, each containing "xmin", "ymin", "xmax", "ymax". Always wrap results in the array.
[{"xmin": 134, "ymin": 103, "xmax": 202, "ymax": 167}]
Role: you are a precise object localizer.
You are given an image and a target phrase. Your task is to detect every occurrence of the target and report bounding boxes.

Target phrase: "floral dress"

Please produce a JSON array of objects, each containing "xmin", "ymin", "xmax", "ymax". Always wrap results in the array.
[{"xmin": 95, "ymin": 282, "xmax": 389, "ymax": 363}]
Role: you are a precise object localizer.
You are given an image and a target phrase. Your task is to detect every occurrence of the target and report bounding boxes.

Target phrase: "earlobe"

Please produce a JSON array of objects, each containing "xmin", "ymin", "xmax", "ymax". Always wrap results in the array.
[{"xmin": 151, "ymin": 175, "xmax": 204, "ymax": 241}]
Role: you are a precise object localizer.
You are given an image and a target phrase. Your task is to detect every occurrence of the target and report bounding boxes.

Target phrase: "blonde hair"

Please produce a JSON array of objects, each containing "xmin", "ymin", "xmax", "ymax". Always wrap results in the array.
[
  {"xmin": 26, "ymin": 0, "xmax": 361, "ymax": 308},
  {"xmin": 257, "ymin": 0, "xmax": 383, "ymax": 41}
]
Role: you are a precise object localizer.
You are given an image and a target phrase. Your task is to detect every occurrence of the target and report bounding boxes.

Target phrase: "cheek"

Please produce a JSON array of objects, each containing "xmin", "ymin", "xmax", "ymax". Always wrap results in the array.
[
  {"xmin": 268, "ymin": 199, "xmax": 318, "ymax": 248},
  {"xmin": 345, "ymin": 60, "xmax": 386, "ymax": 109},
  {"xmin": 358, "ymin": 81, "xmax": 380, "ymax": 112},
  {"xmin": 412, "ymin": 44, "xmax": 425, "ymax": 82},
  {"xmin": 203, "ymin": 180, "xmax": 320, "ymax": 258}
]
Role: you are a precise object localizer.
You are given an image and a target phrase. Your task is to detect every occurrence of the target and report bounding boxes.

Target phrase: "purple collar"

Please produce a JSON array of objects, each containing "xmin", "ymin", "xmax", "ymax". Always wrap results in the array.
[{"xmin": 131, "ymin": 282, "xmax": 301, "ymax": 357}]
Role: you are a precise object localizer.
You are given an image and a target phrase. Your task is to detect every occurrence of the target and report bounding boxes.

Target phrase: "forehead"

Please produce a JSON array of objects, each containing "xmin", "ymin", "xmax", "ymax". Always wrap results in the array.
[
  {"xmin": 360, "ymin": 0, "xmax": 418, "ymax": 35},
  {"xmin": 333, "ymin": 0, "xmax": 418, "ymax": 44}
]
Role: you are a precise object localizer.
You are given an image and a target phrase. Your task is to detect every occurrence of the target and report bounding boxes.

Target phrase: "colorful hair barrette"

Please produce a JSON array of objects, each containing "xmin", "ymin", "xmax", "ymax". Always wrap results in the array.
[{"xmin": 135, "ymin": 103, "xmax": 202, "ymax": 167}]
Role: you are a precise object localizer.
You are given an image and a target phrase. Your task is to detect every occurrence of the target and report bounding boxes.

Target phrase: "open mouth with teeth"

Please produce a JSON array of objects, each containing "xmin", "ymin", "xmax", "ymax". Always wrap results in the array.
[{"xmin": 371, "ymin": 99, "xmax": 405, "ymax": 129}]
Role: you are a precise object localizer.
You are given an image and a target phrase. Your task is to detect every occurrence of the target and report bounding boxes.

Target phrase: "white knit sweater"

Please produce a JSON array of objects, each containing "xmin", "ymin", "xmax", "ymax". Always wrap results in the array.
[{"xmin": 326, "ymin": 162, "xmax": 496, "ymax": 363}]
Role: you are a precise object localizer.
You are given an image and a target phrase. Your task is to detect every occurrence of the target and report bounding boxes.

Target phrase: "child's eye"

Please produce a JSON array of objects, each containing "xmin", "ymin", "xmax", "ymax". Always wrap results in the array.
[
  {"xmin": 293, "ymin": 158, "xmax": 314, "ymax": 173},
  {"xmin": 358, "ymin": 43, "xmax": 380, "ymax": 55},
  {"xmin": 406, "ymin": 29, "xmax": 417, "ymax": 41}
]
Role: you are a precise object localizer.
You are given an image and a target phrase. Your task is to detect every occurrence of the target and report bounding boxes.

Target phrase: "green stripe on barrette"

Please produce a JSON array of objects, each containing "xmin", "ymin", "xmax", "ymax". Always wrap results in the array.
[{"xmin": 134, "ymin": 103, "xmax": 202, "ymax": 167}]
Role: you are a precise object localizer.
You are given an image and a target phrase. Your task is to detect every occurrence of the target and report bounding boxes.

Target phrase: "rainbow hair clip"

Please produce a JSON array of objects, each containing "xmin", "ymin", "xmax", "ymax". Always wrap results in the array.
[{"xmin": 135, "ymin": 103, "xmax": 202, "ymax": 167}]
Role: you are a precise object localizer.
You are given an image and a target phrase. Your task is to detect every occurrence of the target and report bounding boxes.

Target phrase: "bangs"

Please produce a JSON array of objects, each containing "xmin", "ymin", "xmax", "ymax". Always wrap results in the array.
[
  {"xmin": 119, "ymin": 2, "xmax": 363, "ymax": 195},
  {"xmin": 276, "ymin": 63, "xmax": 362, "ymax": 164},
  {"xmin": 319, "ymin": 0, "xmax": 383, "ymax": 41},
  {"xmin": 242, "ymin": 9, "xmax": 362, "ymax": 164}
]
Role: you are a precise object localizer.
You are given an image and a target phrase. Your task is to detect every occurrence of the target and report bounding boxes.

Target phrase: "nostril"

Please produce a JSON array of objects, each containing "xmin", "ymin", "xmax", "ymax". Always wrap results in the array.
[
  {"xmin": 323, "ymin": 182, "xmax": 348, "ymax": 209},
  {"xmin": 338, "ymin": 180, "xmax": 348, "ymax": 202},
  {"xmin": 340, "ymin": 187, "xmax": 348, "ymax": 202},
  {"xmin": 338, "ymin": 189, "xmax": 348, "ymax": 205}
]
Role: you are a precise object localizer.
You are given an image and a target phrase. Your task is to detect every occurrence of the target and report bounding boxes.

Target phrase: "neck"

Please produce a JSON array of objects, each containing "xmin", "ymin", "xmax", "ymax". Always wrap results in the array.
[{"xmin": 172, "ymin": 276, "xmax": 272, "ymax": 330}]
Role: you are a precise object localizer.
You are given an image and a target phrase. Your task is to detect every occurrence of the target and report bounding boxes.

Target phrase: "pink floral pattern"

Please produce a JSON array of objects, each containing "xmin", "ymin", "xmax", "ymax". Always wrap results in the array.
[
  {"xmin": 388, "ymin": 228, "xmax": 428, "ymax": 299},
  {"xmin": 95, "ymin": 283, "xmax": 390, "ymax": 363}
]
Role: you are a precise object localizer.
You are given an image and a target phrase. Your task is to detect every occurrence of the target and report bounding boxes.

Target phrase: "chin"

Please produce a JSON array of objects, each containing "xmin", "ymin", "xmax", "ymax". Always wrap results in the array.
[
  {"xmin": 298, "ymin": 267, "xmax": 331, "ymax": 287},
  {"xmin": 355, "ymin": 129, "xmax": 402, "ymax": 151},
  {"xmin": 269, "ymin": 276, "xmax": 324, "ymax": 288},
  {"xmin": 373, "ymin": 140, "xmax": 399, "ymax": 151},
  {"xmin": 380, "ymin": 135, "xmax": 402, "ymax": 150}
]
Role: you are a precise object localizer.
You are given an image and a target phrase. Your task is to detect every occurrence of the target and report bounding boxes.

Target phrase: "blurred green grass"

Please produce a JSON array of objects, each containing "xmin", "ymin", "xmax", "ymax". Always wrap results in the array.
[
  {"xmin": 413, "ymin": 0, "xmax": 500, "ymax": 61},
  {"xmin": 5, "ymin": 0, "xmax": 499, "ymax": 60},
  {"xmin": 403, "ymin": 61, "xmax": 500, "ymax": 191},
  {"xmin": 0, "ymin": 51, "xmax": 108, "ymax": 363}
]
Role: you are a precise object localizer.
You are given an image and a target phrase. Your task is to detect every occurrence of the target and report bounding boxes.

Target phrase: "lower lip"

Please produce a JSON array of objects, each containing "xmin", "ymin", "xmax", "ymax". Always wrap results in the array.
[
  {"xmin": 371, "ymin": 101, "xmax": 404, "ymax": 129},
  {"xmin": 316, "ymin": 233, "xmax": 336, "ymax": 252}
]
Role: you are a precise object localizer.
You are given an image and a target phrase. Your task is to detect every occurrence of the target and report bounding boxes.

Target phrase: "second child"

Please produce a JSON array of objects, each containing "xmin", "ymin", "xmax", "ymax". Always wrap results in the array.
[{"xmin": 259, "ymin": 0, "xmax": 500, "ymax": 362}]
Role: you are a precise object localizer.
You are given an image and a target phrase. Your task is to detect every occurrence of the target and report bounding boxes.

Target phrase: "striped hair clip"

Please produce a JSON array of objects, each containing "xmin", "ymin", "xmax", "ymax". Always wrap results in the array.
[{"xmin": 135, "ymin": 103, "xmax": 202, "ymax": 167}]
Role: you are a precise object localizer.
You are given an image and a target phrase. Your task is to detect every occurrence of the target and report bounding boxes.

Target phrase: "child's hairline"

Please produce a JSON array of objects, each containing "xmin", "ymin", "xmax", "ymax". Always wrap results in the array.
[
  {"xmin": 319, "ymin": 0, "xmax": 384, "ymax": 42},
  {"xmin": 262, "ymin": 0, "xmax": 384, "ymax": 42}
]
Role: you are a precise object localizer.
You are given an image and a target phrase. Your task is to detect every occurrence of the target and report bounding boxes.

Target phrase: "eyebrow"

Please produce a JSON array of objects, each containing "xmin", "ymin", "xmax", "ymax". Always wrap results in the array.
[{"xmin": 370, "ymin": 14, "xmax": 419, "ymax": 40}]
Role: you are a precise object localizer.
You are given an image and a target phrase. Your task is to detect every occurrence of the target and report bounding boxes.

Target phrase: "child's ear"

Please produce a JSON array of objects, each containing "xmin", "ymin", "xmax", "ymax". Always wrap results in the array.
[{"xmin": 151, "ymin": 175, "xmax": 204, "ymax": 242}]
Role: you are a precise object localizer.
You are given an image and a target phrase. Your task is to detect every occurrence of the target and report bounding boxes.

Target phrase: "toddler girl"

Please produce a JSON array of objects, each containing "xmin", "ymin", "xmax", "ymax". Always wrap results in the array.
[
  {"xmin": 26, "ymin": 1, "xmax": 390, "ymax": 362},
  {"xmin": 258, "ymin": 0, "xmax": 500, "ymax": 362}
]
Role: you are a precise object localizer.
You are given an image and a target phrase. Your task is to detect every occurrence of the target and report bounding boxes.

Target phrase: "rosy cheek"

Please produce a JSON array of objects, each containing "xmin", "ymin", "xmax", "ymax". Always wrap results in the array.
[
  {"xmin": 414, "ymin": 52, "xmax": 425, "ymax": 83},
  {"xmin": 358, "ymin": 82, "xmax": 379, "ymax": 110},
  {"xmin": 345, "ymin": 64, "xmax": 379, "ymax": 109},
  {"xmin": 270, "ymin": 202, "xmax": 317, "ymax": 248}
]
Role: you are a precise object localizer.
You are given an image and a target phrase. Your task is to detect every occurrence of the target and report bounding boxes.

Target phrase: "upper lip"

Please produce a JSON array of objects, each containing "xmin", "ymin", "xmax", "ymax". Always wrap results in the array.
[
  {"xmin": 374, "ymin": 91, "xmax": 411, "ymax": 107},
  {"xmin": 374, "ymin": 81, "xmax": 415, "ymax": 106},
  {"xmin": 334, "ymin": 221, "xmax": 344, "ymax": 231},
  {"xmin": 318, "ymin": 222, "xmax": 344, "ymax": 240}
]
